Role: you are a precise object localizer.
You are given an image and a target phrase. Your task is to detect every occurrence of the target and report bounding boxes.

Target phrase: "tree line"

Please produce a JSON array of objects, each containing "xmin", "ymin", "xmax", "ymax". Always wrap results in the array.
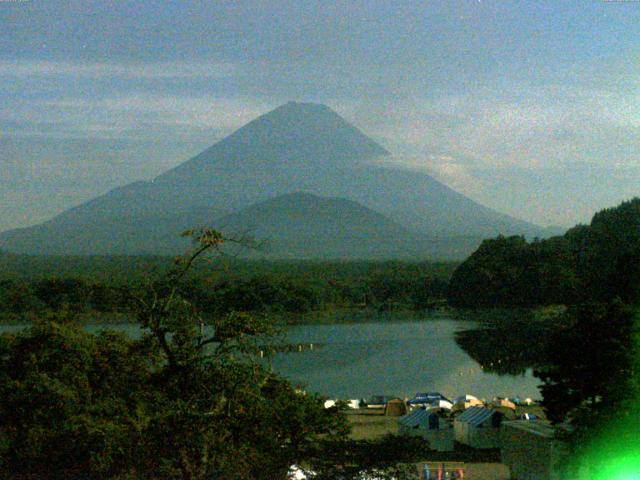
[
  {"xmin": 0, "ymin": 264, "xmax": 452, "ymax": 322},
  {"xmin": 447, "ymin": 198, "xmax": 640, "ymax": 476},
  {"xmin": 447, "ymin": 198, "xmax": 640, "ymax": 308}
]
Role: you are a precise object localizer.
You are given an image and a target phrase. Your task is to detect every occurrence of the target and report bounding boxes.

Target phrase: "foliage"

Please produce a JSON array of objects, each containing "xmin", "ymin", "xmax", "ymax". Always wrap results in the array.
[
  {"xmin": 448, "ymin": 198, "xmax": 640, "ymax": 308},
  {"xmin": 0, "ymin": 228, "xmax": 423, "ymax": 479},
  {"xmin": 454, "ymin": 313, "xmax": 557, "ymax": 376},
  {"xmin": 310, "ymin": 434, "xmax": 424, "ymax": 479},
  {"xmin": 535, "ymin": 302, "xmax": 637, "ymax": 424},
  {"xmin": 0, "ymin": 259, "xmax": 455, "ymax": 323},
  {"xmin": 0, "ymin": 320, "xmax": 154, "ymax": 479},
  {"xmin": 533, "ymin": 302, "xmax": 640, "ymax": 474}
]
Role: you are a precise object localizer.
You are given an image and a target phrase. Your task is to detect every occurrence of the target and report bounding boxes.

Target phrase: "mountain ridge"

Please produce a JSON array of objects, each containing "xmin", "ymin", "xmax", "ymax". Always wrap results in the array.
[
  {"xmin": 212, "ymin": 192, "xmax": 484, "ymax": 260},
  {"xmin": 0, "ymin": 101, "xmax": 550, "ymax": 258}
]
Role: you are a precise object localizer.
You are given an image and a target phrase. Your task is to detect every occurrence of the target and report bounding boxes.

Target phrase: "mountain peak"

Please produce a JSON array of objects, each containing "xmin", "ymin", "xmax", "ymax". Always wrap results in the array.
[
  {"xmin": 220, "ymin": 101, "xmax": 389, "ymax": 158},
  {"xmin": 278, "ymin": 100, "xmax": 332, "ymax": 112},
  {"xmin": 264, "ymin": 101, "xmax": 336, "ymax": 120},
  {"xmin": 155, "ymin": 102, "xmax": 389, "ymax": 184}
]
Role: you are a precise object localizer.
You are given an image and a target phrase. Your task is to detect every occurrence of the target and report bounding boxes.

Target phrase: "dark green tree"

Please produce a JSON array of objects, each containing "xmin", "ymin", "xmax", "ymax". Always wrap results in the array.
[
  {"xmin": 0, "ymin": 320, "xmax": 154, "ymax": 479},
  {"xmin": 0, "ymin": 228, "xmax": 423, "ymax": 479},
  {"xmin": 447, "ymin": 198, "xmax": 640, "ymax": 308},
  {"xmin": 447, "ymin": 235, "xmax": 538, "ymax": 307},
  {"xmin": 534, "ymin": 302, "xmax": 640, "ymax": 475}
]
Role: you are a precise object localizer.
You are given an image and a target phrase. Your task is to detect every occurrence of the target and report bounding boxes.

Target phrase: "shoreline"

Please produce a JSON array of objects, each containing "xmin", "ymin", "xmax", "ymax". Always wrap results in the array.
[{"xmin": 0, "ymin": 304, "xmax": 568, "ymax": 327}]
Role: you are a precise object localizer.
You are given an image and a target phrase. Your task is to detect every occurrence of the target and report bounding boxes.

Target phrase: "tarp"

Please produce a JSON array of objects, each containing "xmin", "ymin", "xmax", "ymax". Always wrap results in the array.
[{"xmin": 494, "ymin": 398, "xmax": 517, "ymax": 410}]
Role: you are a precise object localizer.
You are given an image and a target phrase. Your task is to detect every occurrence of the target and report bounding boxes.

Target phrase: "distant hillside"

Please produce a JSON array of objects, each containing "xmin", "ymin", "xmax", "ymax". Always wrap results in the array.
[
  {"xmin": 448, "ymin": 198, "xmax": 640, "ymax": 307},
  {"xmin": 0, "ymin": 101, "xmax": 547, "ymax": 257},
  {"xmin": 214, "ymin": 192, "xmax": 482, "ymax": 259}
]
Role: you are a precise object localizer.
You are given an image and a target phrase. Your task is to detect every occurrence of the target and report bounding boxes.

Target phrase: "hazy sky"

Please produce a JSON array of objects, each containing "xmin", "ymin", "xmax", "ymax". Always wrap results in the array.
[{"xmin": 1, "ymin": 0, "xmax": 639, "ymax": 232}]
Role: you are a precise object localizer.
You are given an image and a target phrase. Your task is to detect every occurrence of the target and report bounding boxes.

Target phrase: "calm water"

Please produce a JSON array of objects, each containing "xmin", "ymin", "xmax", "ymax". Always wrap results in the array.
[
  {"xmin": 0, "ymin": 312, "xmax": 541, "ymax": 401},
  {"xmin": 270, "ymin": 313, "xmax": 541, "ymax": 400}
]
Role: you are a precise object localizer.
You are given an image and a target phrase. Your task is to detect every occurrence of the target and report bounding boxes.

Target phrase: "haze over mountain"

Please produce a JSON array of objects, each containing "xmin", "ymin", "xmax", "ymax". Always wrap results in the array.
[
  {"xmin": 0, "ymin": 102, "xmax": 551, "ymax": 259},
  {"xmin": 215, "ymin": 192, "xmax": 482, "ymax": 260},
  {"xmin": 3, "ymin": 2, "xmax": 638, "ymax": 232}
]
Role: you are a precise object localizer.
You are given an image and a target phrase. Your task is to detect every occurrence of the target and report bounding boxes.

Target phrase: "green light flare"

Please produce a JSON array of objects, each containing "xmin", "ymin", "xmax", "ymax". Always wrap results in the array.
[
  {"xmin": 577, "ymin": 433, "xmax": 640, "ymax": 479},
  {"xmin": 599, "ymin": 455, "xmax": 640, "ymax": 480},
  {"xmin": 577, "ymin": 312, "xmax": 640, "ymax": 480}
]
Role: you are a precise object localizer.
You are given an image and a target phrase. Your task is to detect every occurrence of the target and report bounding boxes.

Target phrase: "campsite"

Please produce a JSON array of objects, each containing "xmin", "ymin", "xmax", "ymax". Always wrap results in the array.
[
  {"xmin": 2, "ymin": 2, "xmax": 639, "ymax": 476},
  {"xmin": 342, "ymin": 395, "xmax": 551, "ymax": 479}
]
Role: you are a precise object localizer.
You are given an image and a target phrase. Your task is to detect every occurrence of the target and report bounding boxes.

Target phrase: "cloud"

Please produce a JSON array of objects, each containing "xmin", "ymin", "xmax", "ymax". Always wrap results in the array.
[
  {"xmin": 353, "ymin": 83, "xmax": 640, "ymax": 227},
  {"xmin": 1, "ymin": 93, "xmax": 275, "ymax": 141},
  {"xmin": 360, "ymin": 83, "xmax": 640, "ymax": 170},
  {"xmin": 0, "ymin": 60, "xmax": 238, "ymax": 80},
  {"xmin": 41, "ymin": 94, "xmax": 274, "ymax": 128},
  {"xmin": 0, "ymin": 60, "xmax": 276, "ymax": 142},
  {"xmin": 0, "ymin": 57, "xmax": 638, "ymax": 230}
]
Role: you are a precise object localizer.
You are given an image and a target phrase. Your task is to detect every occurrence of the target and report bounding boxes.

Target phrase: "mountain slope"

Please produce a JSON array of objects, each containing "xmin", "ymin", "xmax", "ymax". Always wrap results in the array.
[
  {"xmin": 213, "ymin": 192, "xmax": 482, "ymax": 259},
  {"xmin": 0, "ymin": 101, "xmax": 545, "ymax": 257}
]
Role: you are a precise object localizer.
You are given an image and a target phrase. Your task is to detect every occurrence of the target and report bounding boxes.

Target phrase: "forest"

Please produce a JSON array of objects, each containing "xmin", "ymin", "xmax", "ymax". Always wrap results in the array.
[
  {"xmin": 0, "ymin": 258, "xmax": 453, "ymax": 323},
  {"xmin": 1, "ymin": 200, "xmax": 639, "ymax": 478},
  {"xmin": 448, "ymin": 198, "xmax": 640, "ymax": 308},
  {"xmin": 2, "ymin": 198, "xmax": 639, "ymax": 323},
  {"xmin": 0, "ymin": 230, "xmax": 429, "ymax": 479}
]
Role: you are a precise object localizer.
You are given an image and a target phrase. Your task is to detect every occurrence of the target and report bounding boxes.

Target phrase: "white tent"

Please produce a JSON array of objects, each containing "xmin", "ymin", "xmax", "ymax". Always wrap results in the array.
[
  {"xmin": 428, "ymin": 400, "xmax": 453, "ymax": 410},
  {"xmin": 323, "ymin": 399, "xmax": 336, "ymax": 409}
]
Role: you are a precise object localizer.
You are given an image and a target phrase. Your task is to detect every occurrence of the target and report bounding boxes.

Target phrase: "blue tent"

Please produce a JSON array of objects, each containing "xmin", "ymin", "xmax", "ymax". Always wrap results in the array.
[{"xmin": 407, "ymin": 392, "xmax": 451, "ymax": 405}]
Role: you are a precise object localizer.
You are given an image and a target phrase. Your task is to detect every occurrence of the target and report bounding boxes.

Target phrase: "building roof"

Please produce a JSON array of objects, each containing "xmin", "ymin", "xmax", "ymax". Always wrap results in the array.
[
  {"xmin": 399, "ymin": 408, "xmax": 437, "ymax": 428},
  {"xmin": 455, "ymin": 406, "xmax": 498, "ymax": 426},
  {"xmin": 408, "ymin": 392, "xmax": 452, "ymax": 406},
  {"xmin": 502, "ymin": 420, "xmax": 556, "ymax": 438}
]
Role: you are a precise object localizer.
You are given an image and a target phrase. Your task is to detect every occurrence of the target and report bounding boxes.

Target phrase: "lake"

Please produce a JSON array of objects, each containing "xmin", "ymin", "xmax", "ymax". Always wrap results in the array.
[
  {"xmin": 0, "ymin": 311, "xmax": 542, "ymax": 401},
  {"xmin": 270, "ymin": 312, "xmax": 541, "ymax": 400}
]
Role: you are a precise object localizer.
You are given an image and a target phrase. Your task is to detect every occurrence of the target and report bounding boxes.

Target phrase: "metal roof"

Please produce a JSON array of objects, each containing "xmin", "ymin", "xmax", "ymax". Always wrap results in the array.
[
  {"xmin": 399, "ymin": 408, "xmax": 437, "ymax": 428},
  {"xmin": 412, "ymin": 392, "xmax": 448, "ymax": 400},
  {"xmin": 455, "ymin": 406, "xmax": 497, "ymax": 426}
]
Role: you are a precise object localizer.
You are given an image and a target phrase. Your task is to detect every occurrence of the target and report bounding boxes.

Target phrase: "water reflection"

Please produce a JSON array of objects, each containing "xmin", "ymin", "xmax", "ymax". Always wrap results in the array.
[
  {"xmin": 0, "ymin": 311, "xmax": 553, "ymax": 400},
  {"xmin": 271, "ymin": 313, "xmax": 544, "ymax": 399},
  {"xmin": 453, "ymin": 309, "xmax": 557, "ymax": 376}
]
